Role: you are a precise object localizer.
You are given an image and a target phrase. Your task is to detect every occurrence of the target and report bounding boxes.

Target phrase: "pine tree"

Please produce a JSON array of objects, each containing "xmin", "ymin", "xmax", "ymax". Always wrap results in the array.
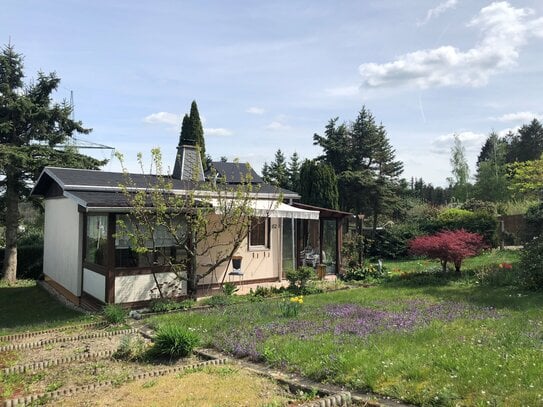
[{"xmin": 0, "ymin": 44, "xmax": 106, "ymax": 282}]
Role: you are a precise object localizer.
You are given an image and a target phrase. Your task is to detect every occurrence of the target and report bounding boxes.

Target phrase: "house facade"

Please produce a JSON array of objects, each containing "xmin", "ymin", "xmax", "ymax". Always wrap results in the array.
[{"xmin": 31, "ymin": 145, "xmax": 350, "ymax": 308}]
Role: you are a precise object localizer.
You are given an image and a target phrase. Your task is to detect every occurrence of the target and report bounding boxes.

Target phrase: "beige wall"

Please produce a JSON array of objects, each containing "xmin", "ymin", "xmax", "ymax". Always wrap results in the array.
[
  {"xmin": 43, "ymin": 197, "xmax": 83, "ymax": 296},
  {"xmin": 197, "ymin": 216, "xmax": 282, "ymax": 286}
]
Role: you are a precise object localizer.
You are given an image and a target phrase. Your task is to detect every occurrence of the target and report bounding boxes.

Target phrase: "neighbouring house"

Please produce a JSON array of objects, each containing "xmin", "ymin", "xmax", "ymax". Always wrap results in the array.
[{"xmin": 31, "ymin": 143, "xmax": 350, "ymax": 309}]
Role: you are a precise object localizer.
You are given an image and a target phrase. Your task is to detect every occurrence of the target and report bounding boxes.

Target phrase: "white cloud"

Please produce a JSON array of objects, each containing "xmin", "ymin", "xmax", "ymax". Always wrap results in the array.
[
  {"xmin": 143, "ymin": 112, "xmax": 180, "ymax": 126},
  {"xmin": 204, "ymin": 127, "xmax": 232, "ymax": 137},
  {"xmin": 494, "ymin": 111, "xmax": 541, "ymax": 122},
  {"xmin": 419, "ymin": 0, "xmax": 459, "ymax": 26},
  {"xmin": 360, "ymin": 2, "xmax": 543, "ymax": 89},
  {"xmin": 246, "ymin": 106, "xmax": 265, "ymax": 115},
  {"xmin": 324, "ymin": 85, "xmax": 360, "ymax": 97},
  {"xmin": 265, "ymin": 121, "xmax": 291, "ymax": 131},
  {"xmin": 431, "ymin": 131, "xmax": 486, "ymax": 154}
]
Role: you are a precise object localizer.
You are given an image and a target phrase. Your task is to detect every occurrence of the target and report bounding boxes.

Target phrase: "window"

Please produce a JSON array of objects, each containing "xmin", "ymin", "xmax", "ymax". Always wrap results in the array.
[
  {"xmin": 249, "ymin": 217, "xmax": 269, "ymax": 249},
  {"xmin": 85, "ymin": 215, "xmax": 108, "ymax": 266},
  {"xmin": 114, "ymin": 215, "xmax": 188, "ymax": 268}
]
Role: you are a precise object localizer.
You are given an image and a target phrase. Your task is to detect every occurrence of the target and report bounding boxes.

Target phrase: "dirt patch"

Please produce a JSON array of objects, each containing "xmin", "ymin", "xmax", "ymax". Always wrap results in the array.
[{"xmin": 52, "ymin": 365, "xmax": 298, "ymax": 407}]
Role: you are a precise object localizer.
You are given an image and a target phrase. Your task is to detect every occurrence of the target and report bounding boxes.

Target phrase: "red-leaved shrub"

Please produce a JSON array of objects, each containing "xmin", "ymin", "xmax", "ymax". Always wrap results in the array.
[{"xmin": 409, "ymin": 229, "xmax": 486, "ymax": 273}]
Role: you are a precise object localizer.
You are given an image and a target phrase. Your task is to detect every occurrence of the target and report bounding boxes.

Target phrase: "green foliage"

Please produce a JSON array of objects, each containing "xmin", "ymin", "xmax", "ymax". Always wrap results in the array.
[
  {"xmin": 474, "ymin": 132, "xmax": 510, "ymax": 202},
  {"xmin": 524, "ymin": 203, "xmax": 543, "ymax": 241},
  {"xmin": 285, "ymin": 266, "xmax": 315, "ymax": 292},
  {"xmin": 313, "ymin": 106, "xmax": 403, "ymax": 232},
  {"xmin": 366, "ymin": 223, "xmax": 421, "ymax": 259},
  {"xmin": 151, "ymin": 324, "xmax": 200, "ymax": 358},
  {"xmin": 262, "ymin": 149, "xmax": 289, "ymax": 188},
  {"xmin": 506, "ymin": 119, "xmax": 543, "ymax": 163},
  {"xmin": 149, "ymin": 298, "xmax": 195, "ymax": 313},
  {"xmin": 423, "ymin": 208, "xmax": 498, "ymax": 246},
  {"xmin": 203, "ymin": 294, "xmax": 232, "ymax": 307},
  {"xmin": 299, "ymin": 160, "xmax": 339, "ymax": 209},
  {"xmin": 507, "ymin": 154, "xmax": 543, "ymax": 199},
  {"xmin": 0, "ymin": 44, "xmax": 106, "ymax": 282},
  {"xmin": 221, "ymin": 282, "xmax": 239, "ymax": 296},
  {"xmin": 342, "ymin": 263, "xmax": 384, "ymax": 281},
  {"xmin": 103, "ymin": 304, "xmax": 127, "ymax": 324},
  {"xmin": 518, "ymin": 237, "xmax": 543, "ymax": 290},
  {"xmin": 460, "ymin": 199, "xmax": 496, "ymax": 215},
  {"xmin": 113, "ymin": 335, "xmax": 149, "ymax": 361},
  {"xmin": 0, "ymin": 245, "xmax": 43, "ymax": 280}
]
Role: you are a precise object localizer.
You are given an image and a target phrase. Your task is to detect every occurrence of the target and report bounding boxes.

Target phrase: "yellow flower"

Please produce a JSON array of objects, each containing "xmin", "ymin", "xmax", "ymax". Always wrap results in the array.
[
  {"xmin": 290, "ymin": 297, "xmax": 297, "ymax": 303},
  {"xmin": 298, "ymin": 299, "xmax": 303, "ymax": 304}
]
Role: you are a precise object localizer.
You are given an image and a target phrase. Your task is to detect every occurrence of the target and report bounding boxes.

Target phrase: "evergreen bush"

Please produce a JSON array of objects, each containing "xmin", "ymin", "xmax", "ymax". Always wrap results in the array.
[{"xmin": 103, "ymin": 304, "xmax": 127, "ymax": 324}]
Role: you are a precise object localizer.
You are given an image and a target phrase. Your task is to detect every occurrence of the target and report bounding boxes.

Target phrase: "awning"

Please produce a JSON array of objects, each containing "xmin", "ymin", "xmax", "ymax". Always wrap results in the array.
[
  {"xmin": 211, "ymin": 199, "xmax": 319, "ymax": 220},
  {"xmin": 256, "ymin": 201, "xmax": 320, "ymax": 220}
]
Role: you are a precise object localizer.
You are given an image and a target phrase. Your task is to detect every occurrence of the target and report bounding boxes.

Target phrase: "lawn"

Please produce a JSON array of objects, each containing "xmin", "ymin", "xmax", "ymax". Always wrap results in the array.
[
  {"xmin": 150, "ymin": 251, "xmax": 543, "ymax": 406},
  {"xmin": 0, "ymin": 280, "xmax": 92, "ymax": 336}
]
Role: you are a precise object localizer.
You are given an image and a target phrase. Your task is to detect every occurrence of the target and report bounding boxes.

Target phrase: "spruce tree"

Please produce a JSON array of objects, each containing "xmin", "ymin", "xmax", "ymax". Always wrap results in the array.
[
  {"xmin": 299, "ymin": 160, "xmax": 339, "ymax": 209},
  {"xmin": 179, "ymin": 114, "xmax": 192, "ymax": 144},
  {"xmin": 287, "ymin": 152, "xmax": 301, "ymax": 192},
  {"xmin": 0, "ymin": 44, "xmax": 106, "ymax": 282}
]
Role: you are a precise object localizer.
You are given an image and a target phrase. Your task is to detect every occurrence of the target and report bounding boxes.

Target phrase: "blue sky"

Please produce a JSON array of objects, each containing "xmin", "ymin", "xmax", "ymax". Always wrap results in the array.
[{"xmin": 4, "ymin": 0, "xmax": 543, "ymax": 186}]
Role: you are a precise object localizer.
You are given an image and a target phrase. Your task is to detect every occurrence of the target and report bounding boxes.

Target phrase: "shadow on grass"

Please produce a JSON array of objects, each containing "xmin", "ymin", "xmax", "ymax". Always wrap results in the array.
[
  {"xmin": 0, "ymin": 282, "xmax": 90, "ymax": 335},
  {"xmin": 380, "ymin": 271, "xmax": 543, "ymax": 312}
]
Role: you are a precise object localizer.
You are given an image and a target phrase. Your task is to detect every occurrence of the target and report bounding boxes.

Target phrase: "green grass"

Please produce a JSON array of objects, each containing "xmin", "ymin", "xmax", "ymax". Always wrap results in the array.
[
  {"xmin": 0, "ymin": 280, "xmax": 91, "ymax": 336},
  {"xmin": 150, "ymin": 251, "xmax": 543, "ymax": 406}
]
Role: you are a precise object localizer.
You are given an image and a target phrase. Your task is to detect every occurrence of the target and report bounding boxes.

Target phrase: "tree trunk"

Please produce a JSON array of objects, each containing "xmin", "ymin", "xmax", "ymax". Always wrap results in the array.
[
  {"xmin": 186, "ymin": 228, "xmax": 198, "ymax": 298},
  {"xmin": 441, "ymin": 260, "xmax": 447, "ymax": 273},
  {"xmin": 2, "ymin": 171, "xmax": 19, "ymax": 283},
  {"xmin": 454, "ymin": 261, "xmax": 462, "ymax": 274}
]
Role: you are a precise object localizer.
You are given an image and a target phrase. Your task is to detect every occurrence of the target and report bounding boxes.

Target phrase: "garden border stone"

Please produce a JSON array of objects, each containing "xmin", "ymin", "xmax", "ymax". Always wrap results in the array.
[
  {"xmin": 0, "ymin": 328, "xmax": 137, "ymax": 352},
  {"xmin": 0, "ymin": 321, "xmax": 107, "ymax": 343},
  {"xmin": 2, "ymin": 349, "xmax": 115, "ymax": 375}
]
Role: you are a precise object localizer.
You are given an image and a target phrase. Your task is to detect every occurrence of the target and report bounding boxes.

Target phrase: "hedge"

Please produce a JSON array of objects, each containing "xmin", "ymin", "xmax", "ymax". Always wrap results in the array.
[{"xmin": 0, "ymin": 245, "xmax": 44, "ymax": 280}]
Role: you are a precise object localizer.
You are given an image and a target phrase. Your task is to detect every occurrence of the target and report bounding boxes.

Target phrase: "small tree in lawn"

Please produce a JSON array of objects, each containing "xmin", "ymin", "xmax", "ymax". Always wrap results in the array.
[
  {"xmin": 116, "ymin": 148, "xmax": 273, "ymax": 298},
  {"xmin": 409, "ymin": 229, "xmax": 486, "ymax": 274}
]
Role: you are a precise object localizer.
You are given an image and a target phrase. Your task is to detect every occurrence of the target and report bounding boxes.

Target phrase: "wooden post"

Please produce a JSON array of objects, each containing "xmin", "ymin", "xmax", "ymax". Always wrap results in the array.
[{"xmin": 106, "ymin": 214, "xmax": 116, "ymax": 304}]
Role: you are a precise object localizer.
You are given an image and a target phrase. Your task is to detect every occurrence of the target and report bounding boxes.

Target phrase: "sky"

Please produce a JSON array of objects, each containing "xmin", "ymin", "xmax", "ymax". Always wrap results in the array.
[{"xmin": 3, "ymin": 0, "xmax": 543, "ymax": 186}]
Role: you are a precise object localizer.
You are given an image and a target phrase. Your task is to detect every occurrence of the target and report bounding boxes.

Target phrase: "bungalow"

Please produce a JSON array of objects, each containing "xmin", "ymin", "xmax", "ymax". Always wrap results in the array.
[{"xmin": 31, "ymin": 144, "xmax": 350, "ymax": 309}]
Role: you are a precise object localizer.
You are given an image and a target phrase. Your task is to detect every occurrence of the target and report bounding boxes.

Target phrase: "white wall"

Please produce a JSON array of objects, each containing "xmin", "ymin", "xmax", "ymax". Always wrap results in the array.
[
  {"xmin": 83, "ymin": 268, "xmax": 105, "ymax": 302},
  {"xmin": 115, "ymin": 272, "xmax": 187, "ymax": 303},
  {"xmin": 43, "ymin": 197, "xmax": 83, "ymax": 296}
]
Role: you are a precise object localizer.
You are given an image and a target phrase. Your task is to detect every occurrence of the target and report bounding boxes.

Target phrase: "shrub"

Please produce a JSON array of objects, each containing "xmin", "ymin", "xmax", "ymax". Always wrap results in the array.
[
  {"xmin": 103, "ymin": 304, "xmax": 127, "ymax": 324},
  {"xmin": 460, "ymin": 199, "xmax": 496, "ymax": 215},
  {"xmin": 524, "ymin": 203, "xmax": 543, "ymax": 241},
  {"xmin": 421, "ymin": 208, "xmax": 498, "ymax": 246},
  {"xmin": 409, "ymin": 229, "xmax": 486, "ymax": 273},
  {"xmin": 342, "ymin": 263, "xmax": 384, "ymax": 281},
  {"xmin": 518, "ymin": 237, "xmax": 543, "ymax": 290},
  {"xmin": 113, "ymin": 335, "xmax": 148, "ymax": 361},
  {"xmin": 285, "ymin": 266, "xmax": 315, "ymax": 292},
  {"xmin": 151, "ymin": 324, "xmax": 200, "ymax": 358},
  {"xmin": 221, "ymin": 282, "xmax": 239, "ymax": 296},
  {"xmin": 366, "ymin": 223, "xmax": 421, "ymax": 259}
]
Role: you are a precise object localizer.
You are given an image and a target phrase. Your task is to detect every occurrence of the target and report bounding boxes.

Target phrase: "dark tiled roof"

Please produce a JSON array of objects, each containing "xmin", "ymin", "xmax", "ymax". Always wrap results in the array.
[
  {"xmin": 65, "ymin": 190, "xmax": 208, "ymax": 209},
  {"xmin": 32, "ymin": 167, "xmax": 199, "ymax": 195},
  {"xmin": 208, "ymin": 161, "xmax": 263, "ymax": 184}
]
